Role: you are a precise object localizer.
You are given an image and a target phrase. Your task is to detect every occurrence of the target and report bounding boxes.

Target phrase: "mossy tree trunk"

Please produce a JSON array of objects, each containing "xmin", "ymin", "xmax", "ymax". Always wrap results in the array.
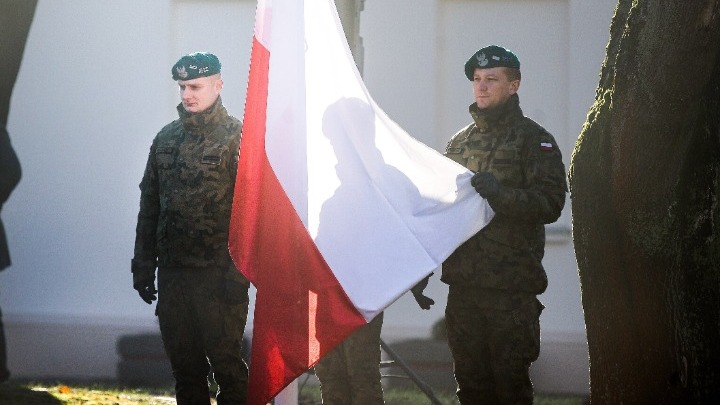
[{"xmin": 569, "ymin": 1, "xmax": 720, "ymax": 403}]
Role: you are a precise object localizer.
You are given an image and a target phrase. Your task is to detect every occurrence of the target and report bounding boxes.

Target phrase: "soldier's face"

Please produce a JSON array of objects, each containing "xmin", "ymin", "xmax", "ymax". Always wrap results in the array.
[
  {"xmin": 472, "ymin": 67, "xmax": 519, "ymax": 111},
  {"xmin": 178, "ymin": 74, "xmax": 223, "ymax": 113}
]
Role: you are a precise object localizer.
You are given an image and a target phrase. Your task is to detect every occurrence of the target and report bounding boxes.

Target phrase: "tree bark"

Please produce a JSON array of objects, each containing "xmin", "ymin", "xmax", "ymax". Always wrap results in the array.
[{"xmin": 569, "ymin": 1, "xmax": 720, "ymax": 403}]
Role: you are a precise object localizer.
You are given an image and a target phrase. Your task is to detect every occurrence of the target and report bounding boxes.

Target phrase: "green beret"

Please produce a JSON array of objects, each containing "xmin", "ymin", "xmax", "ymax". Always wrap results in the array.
[
  {"xmin": 464, "ymin": 45, "xmax": 520, "ymax": 80},
  {"xmin": 172, "ymin": 52, "xmax": 221, "ymax": 81}
]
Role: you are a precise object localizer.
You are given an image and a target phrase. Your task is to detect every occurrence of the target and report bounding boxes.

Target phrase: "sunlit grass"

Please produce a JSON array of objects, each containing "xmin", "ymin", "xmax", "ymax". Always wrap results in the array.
[
  {"xmin": 298, "ymin": 383, "xmax": 586, "ymax": 405},
  {"xmin": 0, "ymin": 381, "xmax": 586, "ymax": 404},
  {"xmin": 0, "ymin": 382, "xmax": 177, "ymax": 405}
]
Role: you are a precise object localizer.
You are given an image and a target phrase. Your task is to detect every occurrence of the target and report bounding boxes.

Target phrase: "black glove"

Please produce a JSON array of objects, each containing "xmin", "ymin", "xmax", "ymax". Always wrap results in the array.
[
  {"xmin": 134, "ymin": 278, "xmax": 157, "ymax": 305},
  {"xmin": 410, "ymin": 275, "xmax": 435, "ymax": 310},
  {"xmin": 471, "ymin": 172, "xmax": 500, "ymax": 199}
]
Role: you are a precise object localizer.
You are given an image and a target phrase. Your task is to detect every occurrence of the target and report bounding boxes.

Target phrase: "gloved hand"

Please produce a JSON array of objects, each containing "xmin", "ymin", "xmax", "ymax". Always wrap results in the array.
[
  {"xmin": 410, "ymin": 275, "xmax": 435, "ymax": 310},
  {"xmin": 471, "ymin": 172, "xmax": 500, "ymax": 199},
  {"xmin": 134, "ymin": 278, "xmax": 157, "ymax": 305}
]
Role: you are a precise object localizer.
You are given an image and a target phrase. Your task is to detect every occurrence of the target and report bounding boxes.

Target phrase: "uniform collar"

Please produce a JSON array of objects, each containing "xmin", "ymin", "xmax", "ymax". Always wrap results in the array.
[
  {"xmin": 469, "ymin": 93, "xmax": 522, "ymax": 131},
  {"xmin": 177, "ymin": 96, "xmax": 226, "ymax": 136}
]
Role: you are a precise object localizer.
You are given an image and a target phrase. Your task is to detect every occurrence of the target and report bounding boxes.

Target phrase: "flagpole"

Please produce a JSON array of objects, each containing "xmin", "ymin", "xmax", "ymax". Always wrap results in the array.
[{"xmin": 274, "ymin": 381, "xmax": 298, "ymax": 405}]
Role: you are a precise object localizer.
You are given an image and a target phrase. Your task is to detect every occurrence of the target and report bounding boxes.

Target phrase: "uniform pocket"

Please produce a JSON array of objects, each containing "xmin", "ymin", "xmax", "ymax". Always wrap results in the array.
[
  {"xmin": 480, "ymin": 215, "xmax": 531, "ymax": 251},
  {"xmin": 492, "ymin": 149, "xmax": 516, "ymax": 165},
  {"xmin": 444, "ymin": 149, "xmax": 466, "ymax": 167},
  {"xmin": 202, "ymin": 144, "xmax": 228, "ymax": 166},
  {"xmin": 511, "ymin": 298, "xmax": 543, "ymax": 362},
  {"xmin": 155, "ymin": 146, "xmax": 175, "ymax": 169}
]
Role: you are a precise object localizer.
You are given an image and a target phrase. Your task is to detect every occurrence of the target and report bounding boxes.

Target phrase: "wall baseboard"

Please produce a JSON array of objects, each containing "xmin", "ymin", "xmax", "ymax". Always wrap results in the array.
[{"xmin": 3, "ymin": 315, "xmax": 589, "ymax": 395}]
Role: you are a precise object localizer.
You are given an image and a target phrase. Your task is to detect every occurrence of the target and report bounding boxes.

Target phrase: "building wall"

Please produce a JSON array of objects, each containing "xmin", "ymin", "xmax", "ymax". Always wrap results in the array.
[{"xmin": 1, "ymin": 0, "xmax": 616, "ymax": 394}]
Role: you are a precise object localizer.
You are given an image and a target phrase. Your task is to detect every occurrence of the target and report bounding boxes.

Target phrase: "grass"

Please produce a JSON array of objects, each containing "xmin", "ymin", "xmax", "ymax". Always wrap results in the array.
[
  {"xmin": 0, "ymin": 382, "xmax": 177, "ymax": 405},
  {"xmin": 0, "ymin": 381, "xmax": 587, "ymax": 404},
  {"xmin": 298, "ymin": 382, "xmax": 586, "ymax": 405}
]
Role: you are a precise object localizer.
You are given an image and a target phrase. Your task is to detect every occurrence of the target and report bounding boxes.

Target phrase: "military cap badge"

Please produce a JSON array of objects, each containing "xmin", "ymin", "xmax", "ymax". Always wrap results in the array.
[{"xmin": 171, "ymin": 52, "xmax": 221, "ymax": 81}]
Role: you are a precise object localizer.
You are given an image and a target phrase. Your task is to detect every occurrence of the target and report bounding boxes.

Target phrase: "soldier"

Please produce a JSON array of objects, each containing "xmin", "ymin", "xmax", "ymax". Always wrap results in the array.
[
  {"xmin": 0, "ymin": 124, "xmax": 22, "ymax": 383},
  {"xmin": 131, "ymin": 52, "xmax": 249, "ymax": 405},
  {"xmin": 313, "ymin": 277, "xmax": 436, "ymax": 405},
  {"xmin": 314, "ymin": 312, "xmax": 385, "ymax": 405},
  {"xmin": 441, "ymin": 45, "xmax": 567, "ymax": 404}
]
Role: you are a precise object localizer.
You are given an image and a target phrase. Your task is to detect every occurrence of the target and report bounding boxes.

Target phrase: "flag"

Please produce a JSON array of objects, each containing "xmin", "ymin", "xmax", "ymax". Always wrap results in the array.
[{"xmin": 228, "ymin": 0, "xmax": 494, "ymax": 403}]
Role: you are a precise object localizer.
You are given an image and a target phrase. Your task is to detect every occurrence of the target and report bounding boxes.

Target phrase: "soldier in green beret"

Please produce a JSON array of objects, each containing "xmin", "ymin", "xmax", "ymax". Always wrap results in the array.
[
  {"xmin": 440, "ymin": 45, "xmax": 567, "ymax": 404},
  {"xmin": 132, "ymin": 52, "xmax": 250, "ymax": 405}
]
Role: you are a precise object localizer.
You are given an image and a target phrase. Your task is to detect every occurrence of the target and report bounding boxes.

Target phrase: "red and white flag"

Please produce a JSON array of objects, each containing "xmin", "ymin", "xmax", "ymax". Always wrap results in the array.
[{"xmin": 229, "ymin": 0, "xmax": 493, "ymax": 403}]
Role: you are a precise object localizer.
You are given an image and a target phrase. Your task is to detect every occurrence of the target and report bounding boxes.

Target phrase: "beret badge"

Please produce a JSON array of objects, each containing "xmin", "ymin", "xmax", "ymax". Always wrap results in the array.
[
  {"xmin": 175, "ymin": 66, "xmax": 188, "ymax": 79},
  {"xmin": 476, "ymin": 52, "xmax": 489, "ymax": 67}
]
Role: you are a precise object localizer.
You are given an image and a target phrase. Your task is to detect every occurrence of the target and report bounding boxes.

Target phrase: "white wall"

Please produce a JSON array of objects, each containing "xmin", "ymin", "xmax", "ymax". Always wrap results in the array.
[
  {"xmin": 4, "ymin": 0, "xmax": 172, "ymax": 323},
  {"xmin": 1, "ymin": 0, "xmax": 616, "ymax": 393},
  {"xmin": 2, "ymin": 0, "xmax": 258, "ymax": 380}
]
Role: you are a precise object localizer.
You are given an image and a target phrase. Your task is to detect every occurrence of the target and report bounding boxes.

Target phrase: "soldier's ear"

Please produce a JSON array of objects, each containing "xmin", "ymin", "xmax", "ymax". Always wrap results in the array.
[{"xmin": 509, "ymin": 79, "xmax": 520, "ymax": 95}]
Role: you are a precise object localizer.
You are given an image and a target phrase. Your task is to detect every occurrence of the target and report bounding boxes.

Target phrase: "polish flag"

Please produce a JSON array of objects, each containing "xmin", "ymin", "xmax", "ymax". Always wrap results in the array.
[{"xmin": 228, "ymin": 0, "xmax": 493, "ymax": 403}]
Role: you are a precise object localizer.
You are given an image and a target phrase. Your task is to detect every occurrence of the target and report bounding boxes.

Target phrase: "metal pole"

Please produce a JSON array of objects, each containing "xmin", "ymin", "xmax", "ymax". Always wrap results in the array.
[
  {"xmin": 273, "ymin": 381, "xmax": 298, "ymax": 405},
  {"xmin": 380, "ymin": 338, "xmax": 445, "ymax": 405}
]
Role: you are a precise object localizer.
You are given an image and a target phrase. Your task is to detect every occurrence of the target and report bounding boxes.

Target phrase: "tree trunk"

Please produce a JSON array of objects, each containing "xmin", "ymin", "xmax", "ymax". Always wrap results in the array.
[{"xmin": 569, "ymin": 1, "xmax": 720, "ymax": 403}]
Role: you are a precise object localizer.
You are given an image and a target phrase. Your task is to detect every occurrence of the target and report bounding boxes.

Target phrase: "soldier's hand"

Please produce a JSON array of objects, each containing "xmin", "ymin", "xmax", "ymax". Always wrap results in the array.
[
  {"xmin": 412, "ymin": 293, "xmax": 435, "ymax": 310},
  {"xmin": 410, "ymin": 275, "xmax": 435, "ymax": 310},
  {"xmin": 134, "ymin": 279, "xmax": 157, "ymax": 305},
  {"xmin": 471, "ymin": 172, "xmax": 500, "ymax": 199}
]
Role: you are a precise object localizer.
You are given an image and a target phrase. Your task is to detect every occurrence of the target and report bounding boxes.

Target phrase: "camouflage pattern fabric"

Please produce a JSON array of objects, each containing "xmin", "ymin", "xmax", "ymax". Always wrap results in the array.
[
  {"xmin": 441, "ymin": 93, "xmax": 566, "ymax": 404},
  {"xmin": 314, "ymin": 312, "xmax": 384, "ymax": 405},
  {"xmin": 132, "ymin": 96, "xmax": 249, "ymax": 404},
  {"xmin": 1, "ymin": 125, "xmax": 21, "ymax": 271},
  {"xmin": 132, "ymin": 96, "xmax": 243, "ymax": 277},
  {"xmin": 446, "ymin": 285, "xmax": 542, "ymax": 404},
  {"xmin": 442, "ymin": 93, "xmax": 567, "ymax": 293},
  {"xmin": 157, "ymin": 268, "xmax": 249, "ymax": 405}
]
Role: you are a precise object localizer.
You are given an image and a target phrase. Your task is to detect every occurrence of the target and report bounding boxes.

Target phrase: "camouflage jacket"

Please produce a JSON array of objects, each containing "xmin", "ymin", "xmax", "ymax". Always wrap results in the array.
[
  {"xmin": 132, "ymin": 97, "xmax": 241, "ymax": 278},
  {"xmin": 441, "ymin": 94, "xmax": 567, "ymax": 294},
  {"xmin": 1, "ymin": 126, "xmax": 21, "ymax": 271}
]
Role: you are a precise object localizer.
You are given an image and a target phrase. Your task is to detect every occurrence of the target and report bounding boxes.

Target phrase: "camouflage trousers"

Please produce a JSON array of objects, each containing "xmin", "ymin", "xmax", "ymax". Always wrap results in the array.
[
  {"xmin": 156, "ymin": 268, "xmax": 249, "ymax": 405},
  {"xmin": 445, "ymin": 286, "xmax": 543, "ymax": 405},
  {"xmin": 314, "ymin": 312, "xmax": 384, "ymax": 405},
  {"xmin": 0, "ymin": 306, "xmax": 9, "ymax": 382}
]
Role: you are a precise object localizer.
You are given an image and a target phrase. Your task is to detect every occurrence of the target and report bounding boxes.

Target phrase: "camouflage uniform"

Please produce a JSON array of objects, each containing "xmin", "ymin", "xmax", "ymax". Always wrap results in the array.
[
  {"xmin": 442, "ymin": 94, "xmax": 567, "ymax": 404},
  {"xmin": 1, "ymin": 125, "xmax": 21, "ymax": 382},
  {"xmin": 132, "ymin": 97, "xmax": 249, "ymax": 405},
  {"xmin": 314, "ymin": 312, "xmax": 385, "ymax": 405}
]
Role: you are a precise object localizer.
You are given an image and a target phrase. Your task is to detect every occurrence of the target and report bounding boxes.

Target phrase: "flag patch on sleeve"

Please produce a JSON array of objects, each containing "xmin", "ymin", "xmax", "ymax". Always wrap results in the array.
[{"xmin": 540, "ymin": 142, "xmax": 554, "ymax": 151}]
